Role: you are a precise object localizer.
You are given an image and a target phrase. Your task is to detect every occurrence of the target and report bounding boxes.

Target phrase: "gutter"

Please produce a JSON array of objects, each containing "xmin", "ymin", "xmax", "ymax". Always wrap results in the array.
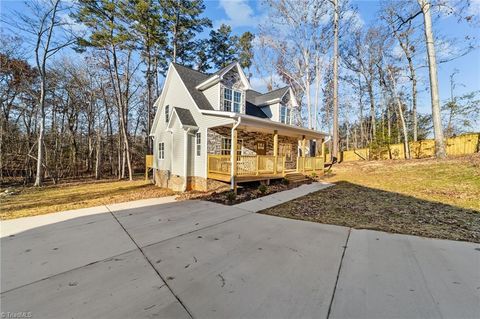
[{"xmin": 230, "ymin": 117, "xmax": 241, "ymax": 190}]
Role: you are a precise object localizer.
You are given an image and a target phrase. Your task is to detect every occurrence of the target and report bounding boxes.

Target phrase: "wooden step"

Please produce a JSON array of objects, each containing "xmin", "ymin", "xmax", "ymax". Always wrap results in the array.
[{"xmin": 284, "ymin": 172, "xmax": 310, "ymax": 183}]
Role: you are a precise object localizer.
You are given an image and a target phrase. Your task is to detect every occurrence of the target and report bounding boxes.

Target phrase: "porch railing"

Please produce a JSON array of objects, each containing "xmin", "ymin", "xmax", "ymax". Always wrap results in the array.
[
  {"xmin": 297, "ymin": 156, "xmax": 324, "ymax": 173},
  {"xmin": 207, "ymin": 154, "xmax": 323, "ymax": 177}
]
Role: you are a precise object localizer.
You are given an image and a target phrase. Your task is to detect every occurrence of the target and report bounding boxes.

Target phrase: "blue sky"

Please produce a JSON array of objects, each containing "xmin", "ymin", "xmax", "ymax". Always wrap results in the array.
[
  {"xmin": 204, "ymin": 0, "xmax": 479, "ymax": 120},
  {"xmin": 2, "ymin": 0, "xmax": 479, "ymax": 129}
]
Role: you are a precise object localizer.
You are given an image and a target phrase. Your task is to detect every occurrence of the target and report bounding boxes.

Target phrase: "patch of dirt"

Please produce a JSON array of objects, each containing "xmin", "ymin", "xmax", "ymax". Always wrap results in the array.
[
  {"xmin": 260, "ymin": 181, "xmax": 480, "ymax": 243},
  {"xmin": 177, "ymin": 179, "xmax": 311, "ymax": 205}
]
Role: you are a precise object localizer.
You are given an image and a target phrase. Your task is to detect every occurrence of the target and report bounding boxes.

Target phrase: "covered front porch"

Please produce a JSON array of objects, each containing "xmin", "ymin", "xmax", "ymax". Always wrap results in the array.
[{"xmin": 206, "ymin": 118, "xmax": 328, "ymax": 188}]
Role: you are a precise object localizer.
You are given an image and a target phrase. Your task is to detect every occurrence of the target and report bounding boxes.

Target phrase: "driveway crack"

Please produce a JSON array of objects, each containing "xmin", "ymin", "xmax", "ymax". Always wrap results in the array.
[
  {"xmin": 104, "ymin": 204, "xmax": 195, "ymax": 319},
  {"xmin": 326, "ymin": 227, "xmax": 351, "ymax": 319}
]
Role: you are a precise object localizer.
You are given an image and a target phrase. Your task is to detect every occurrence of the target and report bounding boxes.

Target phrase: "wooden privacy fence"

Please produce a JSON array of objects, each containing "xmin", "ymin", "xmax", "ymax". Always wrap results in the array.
[{"xmin": 340, "ymin": 133, "xmax": 479, "ymax": 162}]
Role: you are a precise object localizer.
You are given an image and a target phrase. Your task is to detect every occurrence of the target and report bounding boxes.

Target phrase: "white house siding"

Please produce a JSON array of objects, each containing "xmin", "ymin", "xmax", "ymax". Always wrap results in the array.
[
  {"xmin": 153, "ymin": 65, "xmax": 236, "ymax": 181},
  {"xmin": 262, "ymin": 103, "xmax": 280, "ymax": 122},
  {"xmin": 202, "ymin": 83, "xmax": 220, "ymax": 111},
  {"xmin": 171, "ymin": 117, "xmax": 185, "ymax": 176}
]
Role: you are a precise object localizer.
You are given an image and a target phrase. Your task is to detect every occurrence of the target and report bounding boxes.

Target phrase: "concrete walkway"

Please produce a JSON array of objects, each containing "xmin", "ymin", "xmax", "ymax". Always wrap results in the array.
[
  {"xmin": 1, "ymin": 195, "xmax": 479, "ymax": 319},
  {"xmin": 234, "ymin": 181, "xmax": 333, "ymax": 212}
]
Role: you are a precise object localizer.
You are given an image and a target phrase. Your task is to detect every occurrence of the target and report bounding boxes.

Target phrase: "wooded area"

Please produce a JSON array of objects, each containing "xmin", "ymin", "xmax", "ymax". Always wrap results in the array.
[{"xmin": 1, "ymin": 0, "xmax": 478, "ymax": 186}]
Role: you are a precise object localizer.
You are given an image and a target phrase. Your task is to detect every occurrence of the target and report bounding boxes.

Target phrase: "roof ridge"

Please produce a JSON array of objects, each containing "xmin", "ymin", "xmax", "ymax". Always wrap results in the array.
[{"xmin": 172, "ymin": 62, "xmax": 210, "ymax": 76}]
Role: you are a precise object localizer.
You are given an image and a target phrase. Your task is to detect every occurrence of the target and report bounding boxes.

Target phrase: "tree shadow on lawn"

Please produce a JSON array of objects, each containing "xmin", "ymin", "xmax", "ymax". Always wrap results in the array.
[{"xmin": 259, "ymin": 181, "xmax": 480, "ymax": 243}]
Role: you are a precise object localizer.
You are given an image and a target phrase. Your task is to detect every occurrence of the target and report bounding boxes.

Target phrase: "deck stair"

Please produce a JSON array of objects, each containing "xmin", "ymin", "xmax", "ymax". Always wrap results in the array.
[{"xmin": 284, "ymin": 172, "xmax": 310, "ymax": 184}]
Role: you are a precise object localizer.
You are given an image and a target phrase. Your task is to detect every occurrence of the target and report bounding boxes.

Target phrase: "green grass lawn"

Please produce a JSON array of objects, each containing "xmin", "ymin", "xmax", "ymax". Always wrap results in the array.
[
  {"xmin": 261, "ymin": 154, "xmax": 480, "ymax": 243},
  {"xmin": 1, "ymin": 179, "xmax": 174, "ymax": 220}
]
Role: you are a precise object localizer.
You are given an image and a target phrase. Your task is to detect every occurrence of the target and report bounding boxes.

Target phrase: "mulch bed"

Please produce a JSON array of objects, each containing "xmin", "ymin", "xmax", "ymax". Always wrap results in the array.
[
  {"xmin": 177, "ymin": 179, "xmax": 310, "ymax": 205},
  {"xmin": 260, "ymin": 181, "xmax": 480, "ymax": 243}
]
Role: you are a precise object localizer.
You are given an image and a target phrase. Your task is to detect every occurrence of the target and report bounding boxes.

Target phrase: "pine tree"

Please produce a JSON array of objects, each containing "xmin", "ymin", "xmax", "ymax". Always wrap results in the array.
[
  {"xmin": 208, "ymin": 24, "xmax": 238, "ymax": 69},
  {"xmin": 238, "ymin": 31, "xmax": 255, "ymax": 77},
  {"xmin": 74, "ymin": 0, "xmax": 135, "ymax": 180},
  {"xmin": 123, "ymin": 0, "xmax": 166, "ymax": 153},
  {"xmin": 160, "ymin": 0, "xmax": 211, "ymax": 69},
  {"xmin": 194, "ymin": 39, "xmax": 210, "ymax": 72}
]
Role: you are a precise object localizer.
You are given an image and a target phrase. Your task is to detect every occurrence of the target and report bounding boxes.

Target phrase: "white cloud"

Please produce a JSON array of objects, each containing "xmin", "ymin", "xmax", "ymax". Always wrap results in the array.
[
  {"xmin": 216, "ymin": 0, "xmax": 260, "ymax": 28},
  {"xmin": 467, "ymin": 0, "xmax": 480, "ymax": 16}
]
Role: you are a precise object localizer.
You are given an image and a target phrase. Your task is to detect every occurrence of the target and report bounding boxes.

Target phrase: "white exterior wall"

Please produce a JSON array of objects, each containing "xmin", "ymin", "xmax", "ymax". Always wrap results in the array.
[
  {"xmin": 262, "ymin": 103, "xmax": 280, "ymax": 122},
  {"xmin": 153, "ymin": 65, "xmax": 235, "ymax": 179},
  {"xmin": 170, "ymin": 117, "xmax": 185, "ymax": 176},
  {"xmin": 203, "ymin": 83, "xmax": 220, "ymax": 110}
]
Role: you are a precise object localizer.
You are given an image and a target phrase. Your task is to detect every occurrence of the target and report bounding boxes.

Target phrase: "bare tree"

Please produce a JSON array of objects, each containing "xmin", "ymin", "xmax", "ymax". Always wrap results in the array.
[
  {"xmin": 6, "ymin": 0, "xmax": 76, "ymax": 185},
  {"xmin": 331, "ymin": 0, "xmax": 339, "ymax": 158},
  {"xmin": 417, "ymin": 0, "xmax": 446, "ymax": 158}
]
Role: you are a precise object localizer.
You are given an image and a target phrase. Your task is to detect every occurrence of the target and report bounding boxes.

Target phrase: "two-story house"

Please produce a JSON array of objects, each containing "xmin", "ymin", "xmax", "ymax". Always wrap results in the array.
[{"xmin": 150, "ymin": 62, "xmax": 329, "ymax": 192}]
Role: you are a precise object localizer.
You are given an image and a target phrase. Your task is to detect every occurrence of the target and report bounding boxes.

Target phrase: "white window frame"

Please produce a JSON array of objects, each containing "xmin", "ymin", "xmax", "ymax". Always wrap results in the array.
[
  {"xmin": 158, "ymin": 142, "xmax": 165, "ymax": 160},
  {"xmin": 165, "ymin": 105, "xmax": 170, "ymax": 123},
  {"xmin": 280, "ymin": 105, "xmax": 291, "ymax": 124},
  {"xmin": 223, "ymin": 87, "xmax": 242, "ymax": 113},
  {"xmin": 196, "ymin": 132, "xmax": 201, "ymax": 156}
]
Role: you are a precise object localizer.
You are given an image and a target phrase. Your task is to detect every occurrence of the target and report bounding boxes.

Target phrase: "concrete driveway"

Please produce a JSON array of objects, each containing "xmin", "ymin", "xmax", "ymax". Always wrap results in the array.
[{"xmin": 1, "ymin": 197, "xmax": 479, "ymax": 319}]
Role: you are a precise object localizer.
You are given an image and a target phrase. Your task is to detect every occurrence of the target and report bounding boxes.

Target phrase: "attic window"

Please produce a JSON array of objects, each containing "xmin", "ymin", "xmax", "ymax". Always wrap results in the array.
[
  {"xmin": 223, "ymin": 88, "xmax": 242, "ymax": 113},
  {"xmin": 165, "ymin": 105, "xmax": 170, "ymax": 123}
]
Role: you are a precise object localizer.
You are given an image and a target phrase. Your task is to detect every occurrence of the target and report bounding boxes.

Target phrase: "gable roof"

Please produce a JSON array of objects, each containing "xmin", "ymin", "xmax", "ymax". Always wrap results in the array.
[
  {"xmin": 252, "ymin": 86, "xmax": 289, "ymax": 105},
  {"xmin": 172, "ymin": 63, "xmax": 214, "ymax": 111},
  {"xmin": 174, "ymin": 107, "xmax": 197, "ymax": 127},
  {"xmin": 171, "ymin": 63, "xmax": 292, "ymax": 117},
  {"xmin": 245, "ymin": 90, "xmax": 268, "ymax": 118}
]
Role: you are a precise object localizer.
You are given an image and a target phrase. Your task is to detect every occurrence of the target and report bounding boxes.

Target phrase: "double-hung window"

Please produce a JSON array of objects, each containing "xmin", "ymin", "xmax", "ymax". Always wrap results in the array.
[
  {"xmin": 223, "ymin": 88, "xmax": 242, "ymax": 113},
  {"xmin": 280, "ymin": 105, "xmax": 291, "ymax": 124},
  {"xmin": 158, "ymin": 142, "xmax": 165, "ymax": 160},
  {"xmin": 196, "ymin": 132, "xmax": 201, "ymax": 156},
  {"xmin": 165, "ymin": 105, "xmax": 170, "ymax": 123}
]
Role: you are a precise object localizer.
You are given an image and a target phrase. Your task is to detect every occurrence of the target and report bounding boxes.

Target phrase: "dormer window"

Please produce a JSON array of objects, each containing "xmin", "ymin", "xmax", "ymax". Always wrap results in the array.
[
  {"xmin": 280, "ymin": 105, "xmax": 291, "ymax": 124},
  {"xmin": 224, "ymin": 88, "xmax": 242, "ymax": 113}
]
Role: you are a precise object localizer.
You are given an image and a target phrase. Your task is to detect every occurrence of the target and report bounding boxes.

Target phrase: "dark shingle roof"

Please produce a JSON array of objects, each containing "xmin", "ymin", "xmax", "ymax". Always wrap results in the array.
[
  {"xmin": 171, "ymin": 63, "xmax": 288, "ymax": 119},
  {"xmin": 245, "ymin": 90, "xmax": 268, "ymax": 118},
  {"xmin": 174, "ymin": 107, "xmax": 197, "ymax": 127},
  {"xmin": 172, "ymin": 63, "xmax": 214, "ymax": 110},
  {"xmin": 253, "ymin": 86, "xmax": 289, "ymax": 105}
]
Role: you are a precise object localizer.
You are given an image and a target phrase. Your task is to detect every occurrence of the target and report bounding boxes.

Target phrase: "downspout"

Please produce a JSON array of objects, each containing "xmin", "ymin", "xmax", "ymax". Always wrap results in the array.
[
  {"xmin": 183, "ymin": 128, "xmax": 193, "ymax": 192},
  {"xmin": 230, "ymin": 117, "xmax": 242, "ymax": 189}
]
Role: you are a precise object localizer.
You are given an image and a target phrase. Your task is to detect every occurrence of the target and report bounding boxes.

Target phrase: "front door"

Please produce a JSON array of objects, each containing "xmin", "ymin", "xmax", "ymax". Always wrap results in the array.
[{"xmin": 256, "ymin": 141, "xmax": 266, "ymax": 155}]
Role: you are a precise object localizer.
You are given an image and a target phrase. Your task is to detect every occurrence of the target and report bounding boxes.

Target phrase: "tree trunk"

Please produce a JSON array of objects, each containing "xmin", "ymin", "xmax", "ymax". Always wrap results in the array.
[
  {"xmin": 332, "ymin": 0, "xmax": 339, "ymax": 157},
  {"xmin": 34, "ymin": 80, "xmax": 46, "ymax": 186},
  {"xmin": 418, "ymin": 0, "xmax": 446, "ymax": 158},
  {"xmin": 388, "ymin": 68, "xmax": 410, "ymax": 159},
  {"xmin": 407, "ymin": 57, "xmax": 418, "ymax": 141}
]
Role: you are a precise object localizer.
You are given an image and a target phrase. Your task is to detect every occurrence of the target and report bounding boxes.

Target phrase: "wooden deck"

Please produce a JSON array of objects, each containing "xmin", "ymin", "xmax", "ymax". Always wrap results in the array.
[{"xmin": 207, "ymin": 155, "xmax": 324, "ymax": 183}]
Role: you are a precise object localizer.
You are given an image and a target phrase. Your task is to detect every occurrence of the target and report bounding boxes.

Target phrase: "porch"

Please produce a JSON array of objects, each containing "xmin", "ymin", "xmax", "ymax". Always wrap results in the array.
[
  {"xmin": 207, "ymin": 154, "xmax": 325, "ymax": 183},
  {"xmin": 207, "ymin": 121, "xmax": 328, "ymax": 186}
]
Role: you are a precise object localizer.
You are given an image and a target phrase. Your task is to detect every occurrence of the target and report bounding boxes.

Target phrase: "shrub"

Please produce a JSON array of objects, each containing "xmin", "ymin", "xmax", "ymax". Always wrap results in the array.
[
  {"xmin": 226, "ymin": 191, "xmax": 236, "ymax": 203},
  {"xmin": 282, "ymin": 178, "xmax": 290, "ymax": 185},
  {"xmin": 311, "ymin": 172, "xmax": 317, "ymax": 178},
  {"xmin": 258, "ymin": 184, "xmax": 267, "ymax": 194}
]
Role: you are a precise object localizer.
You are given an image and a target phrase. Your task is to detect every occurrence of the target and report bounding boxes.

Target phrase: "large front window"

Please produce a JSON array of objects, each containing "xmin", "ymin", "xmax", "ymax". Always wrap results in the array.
[
  {"xmin": 224, "ymin": 88, "xmax": 242, "ymax": 113},
  {"xmin": 280, "ymin": 105, "xmax": 291, "ymax": 124}
]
